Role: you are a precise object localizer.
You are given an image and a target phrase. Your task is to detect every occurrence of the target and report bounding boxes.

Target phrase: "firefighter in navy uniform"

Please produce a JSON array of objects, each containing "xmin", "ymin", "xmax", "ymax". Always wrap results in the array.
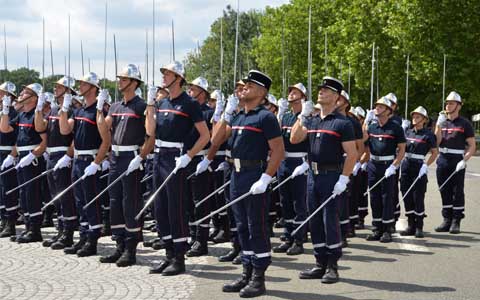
[
  {"xmin": 184, "ymin": 76, "xmax": 214, "ymax": 257},
  {"xmin": 58, "ymin": 72, "xmax": 111, "ymax": 257},
  {"xmin": 34, "ymin": 76, "xmax": 77, "ymax": 249},
  {"xmin": 400, "ymin": 106, "xmax": 438, "ymax": 238},
  {"xmin": 97, "ymin": 64, "xmax": 153, "ymax": 267},
  {"xmin": 364, "ymin": 97, "xmax": 406, "ymax": 243},
  {"xmin": 291, "ymin": 77, "xmax": 357, "ymax": 284},
  {"xmin": 0, "ymin": 81, "xmax": 19, "ymax": 238},
  {"xmin": 272, "ymin": 83, "xmax": 309, "ymax": 255},
  {"xmin": 434, "ymin": 92, "xmax": 476, "ymax": 234},
  {"xmin": 353, "ymin": 106, "xmax": 369, "ymax": 229},
  {"xmin": 1, "ymin": 83, "xmax": 47, "ymax": 243},
  {"xmin": 146, "ymin": 62, "xmax": 209, "ymax": 276},
  {"xmin": 212, "ymin": 70, "xmax": 284, "ymax": 298}
]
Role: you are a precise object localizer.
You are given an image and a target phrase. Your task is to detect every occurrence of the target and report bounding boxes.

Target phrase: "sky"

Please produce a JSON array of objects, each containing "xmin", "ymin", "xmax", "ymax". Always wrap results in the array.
[{"xmin": 1, "ymin": 0, "xmax": 288, "ymax": 85}]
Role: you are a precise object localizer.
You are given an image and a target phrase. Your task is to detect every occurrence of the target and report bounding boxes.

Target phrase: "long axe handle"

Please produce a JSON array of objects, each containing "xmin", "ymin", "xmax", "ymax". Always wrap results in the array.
[
  {"xmin": 363, "ymin": 175, "xmax": 386, "ymax": 196},
  {"xmin": 438, "ymin": 170, "xmax": 458, "ymax": 191},
  {"xmin": 0, "ymin": 166, "xmax": 16, "ymax": 177},
  {"xmin": 83, "ymin": 170, "xmax": 128, "ymax": 210},
  {"xmin": 401, "ymin": 175, "xmax": 422, "ymax": 201},
  {"xmin": 100, "ymin": 172, "xmax": 109, "ymax": 180},
  {"xmin": 291, "ymin": 193, "xmax": 336, "ymax": 237},
  {"xmin": 42, "ymin": 176, "xmax": 84, "ymax": 211},
  {"xmin": 272, "ymin": 175, "xmax": 293, "ymax": 192},
  {"xmin": 141, "ymin": 173, "xmax": 153, "ymax": 183},
  {"xmin": 6, "ymin": 168, "xmax": 53, "ymax": 195},
  {"xmin": 135, "ymin": 166, "xmax": 178, "ymax": 220},
  {"xmin": 195, "ymin": 180, "xmax": 231, "ymax": 208},
  {"xmin": 193, "ymin": 191, "xmax": 253, "ymax": 226}
]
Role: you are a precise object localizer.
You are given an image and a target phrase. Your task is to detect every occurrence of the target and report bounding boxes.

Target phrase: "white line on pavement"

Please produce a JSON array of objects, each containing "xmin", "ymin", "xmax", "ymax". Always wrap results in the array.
[{"xmin": 395, "ymin": 218, "xmax": 430, "ymax": 253}]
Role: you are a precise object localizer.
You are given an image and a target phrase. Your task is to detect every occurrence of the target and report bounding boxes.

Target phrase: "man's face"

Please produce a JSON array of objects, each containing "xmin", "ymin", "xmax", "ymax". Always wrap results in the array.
[
  {"xmin": 317, "ymin": 87, "xmax": 338, "ymax": 105},
  {"xmin": 240, "ymin": 82, "xmax": 265, "ymax": 103},
  {"xmin": 412, "ymin": 113, "xmax": 426, "ymax": 126},
  {"xmin": 445, "ymin": 101, "xmax": 460, "ymax": 114},
  {"xmin": 187, "ymin": 85, "xmax": 203, "ymax": 100},
  {"xmin": 288, "ymin": 88, "xmax": 303, "ymax": 103},
  {"xmin": 118, "ymin": 77, "xmax": 135, "ymax": 93},
  {"xmin": 162, "ymin": 70, "xmax": 177, "ymax": 88},
  {"xmin": 374, "ymin": 104, "xmax": 390, "ymax": 117},
  {"xmin": 156, "ymin": 89, "xmax": 168, "ymax": 100},
  {"xmin": 79, "ymin": 81, "xmax": 92, "ymax": 95},
  {"xmin": 208, "ymin": 98, "xmax": 216, "ymax": 109},
  {"xmin": 235, "ymin": 84, "xmax": 245, "ymax": 98},
  {"xmin": 54, "ymin": 84, "xmax": 67, "ymax": 98}
]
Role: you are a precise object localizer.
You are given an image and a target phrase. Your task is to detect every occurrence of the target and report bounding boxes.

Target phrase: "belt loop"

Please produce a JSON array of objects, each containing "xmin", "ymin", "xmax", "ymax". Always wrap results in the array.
[{"xmin": 312, "ymin": 162, "xmax": 318, "ymax": 175}]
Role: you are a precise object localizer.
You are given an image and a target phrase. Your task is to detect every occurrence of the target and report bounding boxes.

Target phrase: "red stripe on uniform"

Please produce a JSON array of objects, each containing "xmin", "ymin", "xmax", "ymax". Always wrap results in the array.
[
  {"xmin": 18, "ymin": 123, "xmax": 33, "ymax": 127},
  {"xmin": 48, "ymin": 116, "xmax": 60, "ymax": 120},
  {"xmin": 111, "ymin": 113, "xmax": 140, "ymax": 118},
  {"xmin": 74, "ymin": 117, "xmax": 96, "ymax": 125},
  {"xmin": 369, "ymin": 133, "xmax": 394, "ymax": 139},
  {"xmin": 307, "ymin": 129, "xmax": 341, "ymax": 137},
  {"xmin": 407, "ymin": 137, "xmax": 426, "ymax": 144},
  {"xmin": 442, "ymin": 127, "xmax": 464, "ymax": 133},
  {"xmin": 157, "ymin": 109, "xmax": 189, "ymax": 118},
  {"xmin": 232, "ymin": 126, "xmax": 263, "ymax": 133}
]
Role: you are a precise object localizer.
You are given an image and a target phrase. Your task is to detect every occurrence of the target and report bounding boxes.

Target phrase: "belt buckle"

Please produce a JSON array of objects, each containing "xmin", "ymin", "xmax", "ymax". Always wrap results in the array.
[{"xmin": 234, "ymin": 158, "xmax": 241, "ymax": 172}]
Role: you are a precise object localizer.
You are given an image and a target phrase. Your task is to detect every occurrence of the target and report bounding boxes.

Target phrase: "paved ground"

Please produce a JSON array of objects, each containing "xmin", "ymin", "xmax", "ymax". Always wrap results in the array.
[{"xmin": 1, "ymin": 157, "xmax": 479, "ymax": 300}]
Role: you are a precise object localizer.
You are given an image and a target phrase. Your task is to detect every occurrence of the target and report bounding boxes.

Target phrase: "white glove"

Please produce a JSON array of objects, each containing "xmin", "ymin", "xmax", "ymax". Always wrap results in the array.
[
  {"xmin": 361, "ymin": 162, "xmax": 368, "ymax": 172},
  {"xmin": 418, "ymin": 163, "xmax": 428, "ymax": 178},
  {"xmin": 277, "ymin": 98, "xmax": 289, "ymax": 121},
  {"xmin": 437, "ymin": 112, "xmax": 447, "ymax": 126},
  {"xmin": 1, "ymin": 154, "xmax": 15, "ymax": 170},
  {"xmin": 333, "ymin": 175, "xmax": 350, "ymax": 196},
  {"xmin": 36, "ymin": 93, "xmax": 46, "ymax": 112},
  {"xmin": 215, "ymin": 161, "xmax": 229, "ymax": 172},
  {"xmin": 62, "ymin": 94, "xmax": 72, "ymax": 112},
  {"xmin": 54, "ymin": 154, "xmax": 72, "ymax": 171},
  {"xmin": 455, "ymin": 160, "xmax": 466, "ymax": 172},
  {"xmin": 385, "ymin": 164, "xmax": 397, "ymax": 178},
  {"xmin": 223, "ymin": 95, "xmax": 239, "ymax": 123},
  {"xmin": 291, "ymin": 161, "xmax": 309, "ymax": 178},
  {"xmin": 249, "ymin": 173, "xmax": 272, "ymax": 195},
  {"xmin": 212, "ymin": 96, "xmax": 225, "ymax": 123},
  {"xmin": 298, "ymin": 100, "xmax": 313, "ymax": 123},
  {"xmin": 83, "ymin": 161, "xmax": 101, "ymax": 178},
  {"xmin": 16, "ymin": 152, "xmax": 36, "ymax": 169},
  {"xmin": 97, "ymin": 89, "xmax": 109, "ymax": 111},
  {"xmin": 42, "ymin": 152, "xmax": 49, "ymax": 161},
  {"xmin": 147, "ymin": 85, "xmax": 157, "ymax": 105},
  {"xmin": 352, "ymin": 162, "xmax": 362, "ymax": 176},
  {"xmin": 401, "ymin": 119, "xmax": 411, "ymax": 131},
  {"xmin": 174, "ymin": 154, "xmax": 192, "ymax": 172},
  {"xmin": 195, "ymin": 157, "xmax": 211, "ymax": 175},
  {"xmin": 101, "ymin": 160, "xmax": 110, "ymax": 171},
  {"xmin": 2, "ymin": 95, "xmax": 11, "ymax": 115},
  {"xmin": 126, "ymin": 155, "xmax": 143, "ymax": 175},
  {"xmin": 365, "ymin": 109, "xmax": 376, "ymax": 124}
]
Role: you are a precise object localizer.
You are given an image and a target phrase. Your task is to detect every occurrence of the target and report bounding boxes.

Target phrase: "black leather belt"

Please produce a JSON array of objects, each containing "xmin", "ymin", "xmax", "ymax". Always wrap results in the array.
[
  {"xmin": 310, "ymin": 162, "xmax": 343, "ymax": 174},
  {"xmin": 227, "ymin": 158, "xmax": 266, "ymax": 172}
]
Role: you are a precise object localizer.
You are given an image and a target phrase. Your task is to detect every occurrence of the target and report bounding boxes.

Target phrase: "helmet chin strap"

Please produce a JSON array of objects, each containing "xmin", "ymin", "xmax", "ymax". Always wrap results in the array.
[
  {"xmin": 164, "ymin": 75, "xmax": 179, "ymax": 93},
  {"xmin": 79, "ymin": 85, "xmax": 93, "ymax": 97}
]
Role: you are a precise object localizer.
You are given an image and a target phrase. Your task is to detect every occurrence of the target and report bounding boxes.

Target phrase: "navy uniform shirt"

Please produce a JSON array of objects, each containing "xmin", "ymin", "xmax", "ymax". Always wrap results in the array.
[
  {"xmin": 0, "ymin": 107, "xmax": 18, "ymax": 147},
  {"xmin": 405, "ymin": 127, "xmax": 436, "ymax": 156},
  {"xmin": 367, "ymin": 118, "xmax": 406, "ymax": 156},
  {"xmin": 282, "ymin": 111, "xmax": 308, "ymax": 153},
  {"xmin": 304, "ymin": 112, "xmax": 355, "ymax": 165},
  {"xmin": 46, "ymin": 106, "xmax": 73, "ymax": 148},
  {"xmin": 155, "ymin": 91, "xmax": 204, "ymax": 143},
  {"xmin": 71, "ymin": 102, "xmax": 103, "ymax": 150},
  {"xmin": 108, "ymin": 95, "xmax": 146, "ymax": 146},
  {"xmin": 438, "ymin": 116, "xmax": 475, "ymax": 151},
  {"xmin": 390, "ymin": 114, "xmax": 402, "ymax": 127},
  {"xmin": 183, "ymin": 102, "xmax": 213, "ymax": 152},
  {"xmin": 347, "ymin": 115, "xmax": 363, "ymax": 140},
  {"xmin": 11, "ymin": 108, "xmax": 43, "ymax": 147},
  {"xmin": 228, "ymin": 106, "xmax": 281, "ymax": 161}
]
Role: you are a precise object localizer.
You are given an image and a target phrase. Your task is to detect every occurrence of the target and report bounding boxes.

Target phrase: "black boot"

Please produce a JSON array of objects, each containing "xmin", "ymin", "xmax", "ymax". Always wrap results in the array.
[
  {"xmin": 116, "ymin": 238, "xmax": 137, "ymax": 267},
  {"xmin": 161, "ymin": 254, "xmax": 186, "ymax": 276},
  {"xmin": 366, "ymin": 230, "xmax": 382, "ymax": 241},
  {"xmin": 150, "ymin": 247, "xmax": 174, "ymax": 274},
  {"xmin": 286, "ymin": 242, "xmax": 304, "ymax": 256},
  {"xmin": 186, "ymin": 240, "xmax": 208, "ymax": 257},
  {"xmin": 51, "ymin": 228, "xmax": 74, "ymax": 250},
  {"xmin": 321, "ymin": 259, "xmax": 339, "ymax": 284},
  {"xmin": 222, "ymin": 264, "xmax": 252, "ymax": 292},
  {"xmin": 64, "ymin": 236, "xmax": 87, "ymax": 254},
  {"xmin": 435, "ymin": 218, "xmax": 452, "ymax": 232},
  {"xmin": 219, "ymin": 242, "xmax": 240, "ymax": 262},
  {"xmin": 239, "ymin": 268, "xmax": 266, "ymax": 298},
  {"xmin": 43, "ymin": 227, "xmax": 63, "ymax": 247},
  {"xmin": 0, "ymin": 219, "xmax": 16, "ymax": 238},
  {"xmin": 100, "ymin": 211, "xmax": 111, "ymax": 237},
  {"xmin": 299, "ymin": 262, "xmax": 327, "ymax": 279},
  {"xmin": 17, "ymin": 225, "xmax": 43, "ymax": 243},
  {"xmin": 152, "ymin": 238, "xmax": 166, "ymax": 250},
  {"xmin": 272, "ymin": 241, "xmax": 292, "ymax": 253},
  {"xmin": 143, "ymin": 237, "xmax": 160, "ymax": 248},
  {"xmin": 12, "ymin": 223, "xmax": 29, "ymax": 242},
  {"xmin": 0, "ymin": 219, "xmax": 6, "ymax": 232},
  {"xmin": 274, "ymin": 217, "xmax": 285, "ymax": 228},
  {"xmin": 355, "ymin": 219, "xmax": 365, "ymax": 230},
  {"xmin": 76, "ymin": 237, "xmax": 98, "ymax": 257},
  {"xmin": 212, "ymin": 229, "xmax": 229, "ymax": 244},
  {"xmin": 449, "ymin": 218, "xmax": 461, "ymax": 234},
  {"xmin": 232, "ymin": 254, "xmax": 242, "ymax": 265},
  {"xmin": 41, "ymin": 207, "xmax": 54, "ymax": 228},
  {"xmin": 380, "ymin": 231, "xmax": 392, "ymax": 243},
  {"xmin": 99, "ymin": 238, "xmax": 125, "ymax": 263},
  {"xmin": 400, "ymin": 216, "xmax": 416, "ymax": 236},
  {"xmin": 415, "ymin": 218, "xmax": 424, "ymax": 238}
]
